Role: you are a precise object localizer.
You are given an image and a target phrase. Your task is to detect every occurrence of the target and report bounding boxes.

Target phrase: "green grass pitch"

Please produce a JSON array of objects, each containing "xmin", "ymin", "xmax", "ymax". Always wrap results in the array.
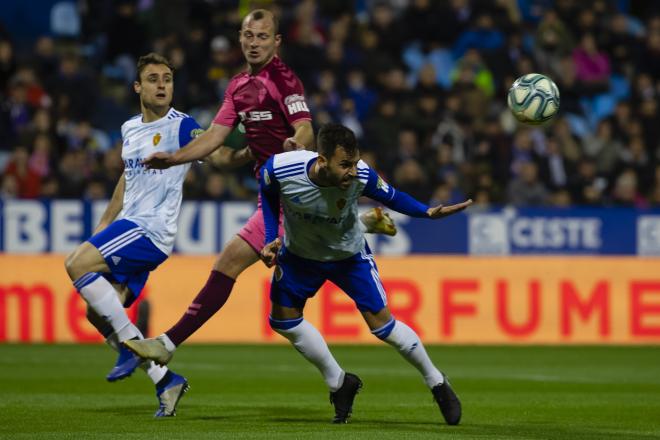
[{"xmin": 1, "ymin": 344, "xmax": 659, "ymax": 439}]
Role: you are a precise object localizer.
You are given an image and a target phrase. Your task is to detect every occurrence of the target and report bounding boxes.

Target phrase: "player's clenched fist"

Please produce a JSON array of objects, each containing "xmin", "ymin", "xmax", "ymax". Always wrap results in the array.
[
  {"xmin": 260, "ymin": 237, "xmax": 282, "ymax": 267},
  {"xmin": 283, "ymin": 137, "xmax": 306, "ymax": 151},
  {"xmin": 143, "ymin": 152, "xmax": 175, "ymax": 169}
]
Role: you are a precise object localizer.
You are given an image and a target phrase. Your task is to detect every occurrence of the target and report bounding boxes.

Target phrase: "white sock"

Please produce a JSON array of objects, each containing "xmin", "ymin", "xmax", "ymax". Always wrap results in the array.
[
  {"xmin": 133, "ymin": 327, "xmax": 169, "ymax": 384},
  {"xmin": 78, "ymin": 276, "xmax": 140, "ymax": 342},
  {"xmin": 158, "ymin": 333, "xmax": 177, "ymax": 352},
  {"xmin": 383, "ymin": 320, "xmax": 444, "ymax": 388},
  {"xmin": 273, "ymin": 319, "xmax": 345, "ymax": 391},
  {"xmin": 141, "ymin": 361, "xmax": 168, "ymax": 384},
  {"xmin": 97, "ymin": 313, "xmax": 168, "ymax": 385}
]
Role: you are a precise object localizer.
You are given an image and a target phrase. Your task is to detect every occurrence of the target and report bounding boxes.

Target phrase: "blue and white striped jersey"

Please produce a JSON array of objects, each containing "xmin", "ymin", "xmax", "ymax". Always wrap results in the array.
[
  {"xmin": 118, "ymin": 108, "xmax": 202, "ymax": 255},
  {"xmin": 263, "ymin": 150, "xmax": 369, "ymax": 261}
]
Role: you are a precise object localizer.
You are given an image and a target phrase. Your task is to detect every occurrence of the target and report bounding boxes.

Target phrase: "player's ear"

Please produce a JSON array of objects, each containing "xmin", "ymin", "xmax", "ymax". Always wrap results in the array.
[
  {"xmin": 274, "ymin": 33, "xmax": 282, "ymax": 48},
  {"xmin": 133, "ymin": 81, "xmax": 141, "ymax": 95},
  {"xmin": 317, "ymin": 153, "xmax": 327, "ymax": 168}
]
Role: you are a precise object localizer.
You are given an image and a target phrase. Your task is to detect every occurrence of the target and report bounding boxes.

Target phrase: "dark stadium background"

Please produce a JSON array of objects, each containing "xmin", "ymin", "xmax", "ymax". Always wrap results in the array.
[{"xmin": 2, "ymin": 0, "xmax": 660, "ymax": 207}]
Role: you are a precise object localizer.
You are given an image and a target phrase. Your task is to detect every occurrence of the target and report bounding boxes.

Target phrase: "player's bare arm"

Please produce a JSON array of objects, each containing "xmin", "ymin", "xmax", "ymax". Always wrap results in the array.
[
  {"xmin": 143, "ymin": 123, "xmax": 233, "ymax": 169},
  {"xmin": 93, "ymin": 173, "xmax": 125, "ymax": 234},
  {"xmin": 260, "ymin": 237, "xmax": 282, "ymax": 268},
  {"xmin": 209, "ymin": 145, "xmax": 255, "ymax": 170},
  {"xmin": 426, "ymin": 199, "xmax": 473, "ymax": 219},
  {"xmin": 283, "ymin": 120, "xmax": 314, "ymax": 151}
]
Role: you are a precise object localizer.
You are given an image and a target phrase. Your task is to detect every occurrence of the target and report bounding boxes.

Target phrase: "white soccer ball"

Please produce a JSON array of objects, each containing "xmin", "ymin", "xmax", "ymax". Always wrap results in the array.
[{"xmin": 507, "ymin": 73, "xmax": 560, "ymax": 125}]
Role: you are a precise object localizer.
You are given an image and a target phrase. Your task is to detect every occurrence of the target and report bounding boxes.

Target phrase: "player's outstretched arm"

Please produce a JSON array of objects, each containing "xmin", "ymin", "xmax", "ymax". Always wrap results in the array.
[
  {"xmin": 144, "ymin": 123, "xmax": 233, "ymax": 169},
  {"xmin": 93, "ymin": 173, "xmax": 125, "ymax": 234},
  {"xmin": 209, "ymin": 145, "xmax": 255, "ymax": 170},
  {"xmin": 427, "ymin": 200, "xmax": 473, "ymax": 219},
  {"xmin": 362, "ymin": 167, "xmax": 472, "ymax": 219}
]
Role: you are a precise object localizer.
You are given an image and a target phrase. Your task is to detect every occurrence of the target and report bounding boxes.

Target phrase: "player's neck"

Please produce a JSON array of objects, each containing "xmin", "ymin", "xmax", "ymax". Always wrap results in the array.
[
  {"xmin": 247, "ymin": 55, "xmax": 275, "ymax": 75},
  {"xmin": 141, "ymin": 105, "xmax": 170, "ymax": 123}
]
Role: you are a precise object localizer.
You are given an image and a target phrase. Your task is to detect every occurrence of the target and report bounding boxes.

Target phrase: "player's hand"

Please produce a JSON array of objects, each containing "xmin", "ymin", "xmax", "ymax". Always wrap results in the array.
[
  {"xmin": 427, "ymin": 199, "xmax": 473, "ymax": 219},
  {"xmin": 260, "ymin": 238, "xmax": 282, "ymax": 268},
  {"xmin": 283, "ymin": 137, "xmax": 305, "ymax": 151},
  {"xmin": 142, "ymin": 152, "xmax": 175, "ymax": 169}
]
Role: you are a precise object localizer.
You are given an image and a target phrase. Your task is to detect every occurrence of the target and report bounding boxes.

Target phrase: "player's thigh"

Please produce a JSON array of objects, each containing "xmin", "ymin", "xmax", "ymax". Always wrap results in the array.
[
  {"xmin": 270, "ymin": 302, "xmax": 303, "ymax": 320},
  {"xmin": 213, "ymin": 235, "xmax": 260, "ymax": 278},
  {"xmin": 331, "ymin": 254, "xmax": 389, "ymax": 330},
  {"xmin": 65, "ymin": 241, "xmax": 110, "ymax": 280}
]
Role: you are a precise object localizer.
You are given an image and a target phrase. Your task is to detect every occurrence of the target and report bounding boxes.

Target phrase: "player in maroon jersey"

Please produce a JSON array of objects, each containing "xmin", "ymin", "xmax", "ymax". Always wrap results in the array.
[{"xmin": 127, "ymin": 9, "xmax": 395, "ymax": 364}]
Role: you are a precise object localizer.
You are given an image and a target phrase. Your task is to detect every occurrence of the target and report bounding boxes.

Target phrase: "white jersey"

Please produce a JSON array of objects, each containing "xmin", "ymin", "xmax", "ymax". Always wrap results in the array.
[
  {"xmin": 267, "ymin": 150, "xmax": 370, "ymax": 261},
  {"xmin": 118, "ymin": 108, "xmax": 201, "ymax": 255}
]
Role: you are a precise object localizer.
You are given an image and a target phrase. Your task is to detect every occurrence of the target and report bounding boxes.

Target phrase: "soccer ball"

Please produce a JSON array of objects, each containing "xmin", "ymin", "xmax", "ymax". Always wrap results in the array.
[{"xmin": 507, "ymin": 73, "xmax": 560, "ymax": 125}]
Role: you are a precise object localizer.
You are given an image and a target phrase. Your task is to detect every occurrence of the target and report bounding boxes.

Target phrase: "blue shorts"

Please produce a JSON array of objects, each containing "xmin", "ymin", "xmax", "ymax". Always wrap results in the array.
[
  {"xmin": 270, "ymin": 241, "xmax": 388, "ymax": 313},
  {"xmin": 88, "ymin": 219, "xmax": 168, "ymax": 307}
]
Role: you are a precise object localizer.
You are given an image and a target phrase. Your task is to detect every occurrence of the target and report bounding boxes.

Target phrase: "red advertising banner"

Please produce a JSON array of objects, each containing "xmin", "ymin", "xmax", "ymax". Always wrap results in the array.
[{"xmin": 1, "ymin": 255, "xmax": 659, "ymax": 344}]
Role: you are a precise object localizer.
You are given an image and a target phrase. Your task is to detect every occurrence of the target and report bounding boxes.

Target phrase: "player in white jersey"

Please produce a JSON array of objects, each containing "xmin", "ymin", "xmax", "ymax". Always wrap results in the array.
[
  {"xmin": 64, "ymin": 53, "xmax": 201, "ymax": 417},
  {"xmin": 259, "ymin": 124, "xmax": 472, "ymax": 424}
]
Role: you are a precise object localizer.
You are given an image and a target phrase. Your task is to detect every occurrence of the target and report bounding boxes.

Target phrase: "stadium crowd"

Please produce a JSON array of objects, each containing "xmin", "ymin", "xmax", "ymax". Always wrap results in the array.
[{"xmin": 1, "ymin": 0, "xmax": 660, "ymax": 208}]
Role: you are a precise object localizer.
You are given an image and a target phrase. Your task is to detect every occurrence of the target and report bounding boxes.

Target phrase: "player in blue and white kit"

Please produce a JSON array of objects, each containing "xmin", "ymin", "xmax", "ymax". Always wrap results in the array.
[
  {"xmin": 259, "ymin": 124, "xmax": 471, "ymax": 425},
  {"xmin": 64, "ymin": 53, "xmax": 201, "ymax": 417}
]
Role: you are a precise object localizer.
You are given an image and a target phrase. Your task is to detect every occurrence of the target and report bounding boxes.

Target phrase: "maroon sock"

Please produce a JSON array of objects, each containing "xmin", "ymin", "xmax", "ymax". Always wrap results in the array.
[{"xmin": 166, "ymin": 270, "xmax": 235, "ymax": 346}]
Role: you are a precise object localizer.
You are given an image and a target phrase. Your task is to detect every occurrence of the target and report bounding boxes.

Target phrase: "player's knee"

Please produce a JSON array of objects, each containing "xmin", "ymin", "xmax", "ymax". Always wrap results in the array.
[
  {"xmin": 64, "ymin": 250, "xmax": 81, "ymax": 279},
  {"xmin": 371, "ymin": 317, "xmax": 396, "ymax": 341},
  {"xmin": 269, "ymin": 315, "xmax": 303, "ymax": 335}
]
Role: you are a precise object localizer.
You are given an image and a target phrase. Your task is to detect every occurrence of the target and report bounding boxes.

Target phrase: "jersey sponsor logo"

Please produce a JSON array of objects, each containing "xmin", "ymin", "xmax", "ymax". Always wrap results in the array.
[
  {"xmin": 336, "ymin": 198, "xmax": 347, "ymax": 210},
  {"xmin": 284, "ymin": 94, "xmax": 309, "ymax": 115},
  {"xmin": 153, "ymin": 133, "xmax": 162, "ymax": 146},
  {"xmin": 291, "ymin": 210, "xmax": 344, "ymax": 225},
  {"xmin": 238, "ymin": 111, "xmax": 273, "ymax": 122}
]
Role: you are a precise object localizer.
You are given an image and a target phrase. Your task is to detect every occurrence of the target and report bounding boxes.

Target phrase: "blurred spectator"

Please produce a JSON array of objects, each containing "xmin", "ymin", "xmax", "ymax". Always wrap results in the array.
[
  {"xmin": 0, "ymin": 0, "xmax": 659, "ymax": 209},
  {"xmin": 507, "ymin": 161, "xmax": 548, "ymax": 206},
  {"xmin": 4, "ymin": 146, "xmax": 41, "ymax": 198},
  {"xmin": 572, "ymin": 33, "xmax": 611, "ymax": 94}
]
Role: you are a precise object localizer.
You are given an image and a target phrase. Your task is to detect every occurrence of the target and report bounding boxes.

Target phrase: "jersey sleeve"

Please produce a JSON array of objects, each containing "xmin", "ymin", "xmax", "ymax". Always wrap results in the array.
[
  {"xmin": 362, "ymin": 167, "xmax": 429, "ymax": 218},
  {"xmin": 178, "ymin": 117, "xmax": 203, "ymax": 148},
  {"xmin": 259, "ymin": 156, "xmax": 281, "ymax": 246},
  {"xmin": 276, "ymin": 73, "xmax": 312, "ymax": 126},
  {"xmin": 212, "ymin": 81, "xmax": 239, "ymax": 127}
]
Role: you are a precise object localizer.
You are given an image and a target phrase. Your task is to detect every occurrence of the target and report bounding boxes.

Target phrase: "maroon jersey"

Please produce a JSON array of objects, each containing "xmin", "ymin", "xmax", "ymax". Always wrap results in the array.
[{"xmin": 213, "ymin": 56, "xmax": 312, "ymax": 175}]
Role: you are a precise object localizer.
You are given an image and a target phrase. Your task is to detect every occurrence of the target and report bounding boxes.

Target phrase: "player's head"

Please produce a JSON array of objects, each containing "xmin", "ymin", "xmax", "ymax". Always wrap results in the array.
[
  {"xmin": 134, "ymin": 53, "xmax": 174, "ymax": 111},
  {"xmin": 317, "ymin": 124, "xmax": 360, "ymax": 190},
  {"xmin": 239, "ymin": 9, "xmax": 281, "ymax": 71}
]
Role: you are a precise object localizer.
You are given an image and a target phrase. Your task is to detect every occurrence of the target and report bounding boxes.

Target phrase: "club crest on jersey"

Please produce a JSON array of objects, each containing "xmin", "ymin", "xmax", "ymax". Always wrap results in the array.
[
  {"xmin": 263, "ymin": 169, "xmax": 271, "ymax": 185},
  {"xmin": 336, "ymin": 198, "xmax": 347, "ymax": 210},
  {"xmin": 153, "ymin": 133, "xmax": 162, "ymax": 146},
  {"xmin": 377, "ymin": 176, "xmax": 390, "ymax": 192}
]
